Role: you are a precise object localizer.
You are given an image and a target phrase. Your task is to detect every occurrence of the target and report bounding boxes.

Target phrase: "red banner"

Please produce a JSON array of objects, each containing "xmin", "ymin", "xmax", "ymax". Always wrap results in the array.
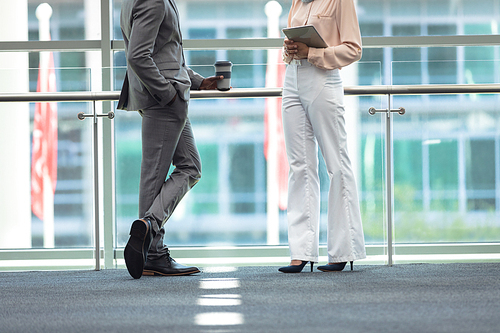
[
  {"xmin": 264, "ymin": 50, "xmax": 288, "ymax": 210},
  {"xmin": 31, "ymin": 52, "xmax": 58, "ymax": 220}
]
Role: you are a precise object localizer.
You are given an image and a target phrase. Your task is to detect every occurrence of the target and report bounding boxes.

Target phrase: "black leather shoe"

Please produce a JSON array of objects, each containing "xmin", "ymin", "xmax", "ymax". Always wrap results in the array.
[
  {"xmin": 143, "ymin": 254, "xmax": 200, "ymax": 276},
  {"xmin": 124, "ymin": 219, "xmax": 152, "ymax": 279}
]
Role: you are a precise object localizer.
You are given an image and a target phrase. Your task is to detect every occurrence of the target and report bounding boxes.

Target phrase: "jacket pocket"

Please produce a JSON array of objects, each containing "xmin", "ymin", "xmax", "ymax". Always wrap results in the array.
[{"xmin": 156, "ymin": 61, "xmax": 180, "ymax": 70}]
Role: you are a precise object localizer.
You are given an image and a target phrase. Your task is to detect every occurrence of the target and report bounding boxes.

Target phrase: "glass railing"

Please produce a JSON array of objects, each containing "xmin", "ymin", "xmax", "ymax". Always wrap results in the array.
[
  {"xmin": 389, "ymin": 60, "xmax": 500, "ymax": 263},
  {"xmin": 392, "ymin": 93, "xmax": 500, "ymax": 237},
  {"xmin": 0, "ymin": 67, "xmax": 95, "ymax": 251},
  {"xmin": 1, "ymin": 62, "xmax": 500, "ymax": 271}
]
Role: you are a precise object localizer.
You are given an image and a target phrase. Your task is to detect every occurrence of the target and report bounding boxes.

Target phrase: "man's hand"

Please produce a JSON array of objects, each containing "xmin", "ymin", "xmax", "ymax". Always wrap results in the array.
[
  {"xmin": 199, "ymin": 75, "xmax": 225, "ymax": 90},
  {"xmin": 284, "ymin": 39, "xmax": 309, "ymax": 60},
  {"xmin": 167, "ymin": 93, "xmax": 177, "ymax": 106}
]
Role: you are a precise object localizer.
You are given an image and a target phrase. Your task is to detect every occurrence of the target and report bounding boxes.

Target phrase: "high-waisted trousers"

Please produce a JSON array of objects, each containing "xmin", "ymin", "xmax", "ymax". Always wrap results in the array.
[
  {"xmin": 282, "ymin": 60, "xmax": 366, "ymax": 263},
  {"xmin": 139, "ymin": 95, "xmax": 201, "ymax": 260}
]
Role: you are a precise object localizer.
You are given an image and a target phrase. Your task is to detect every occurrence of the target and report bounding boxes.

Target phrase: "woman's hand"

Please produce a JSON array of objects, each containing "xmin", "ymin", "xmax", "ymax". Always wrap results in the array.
[
  {"xmin": 284, "ymin": 39, "xmax": 309, "ymax": 60},
  {"xmin": 199, "ymin": 75, "xmax": 224, "ymax": 90}
]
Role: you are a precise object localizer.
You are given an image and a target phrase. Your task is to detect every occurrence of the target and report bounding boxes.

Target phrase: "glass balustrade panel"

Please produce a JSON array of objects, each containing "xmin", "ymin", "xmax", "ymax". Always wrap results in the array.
[
  {"xmin": 0, "ymin": 66, "xmax": 94, "ymax": 249},
  {"xmin": 392, "ymin": 60, "xmax": 500, "ymax": 254}
]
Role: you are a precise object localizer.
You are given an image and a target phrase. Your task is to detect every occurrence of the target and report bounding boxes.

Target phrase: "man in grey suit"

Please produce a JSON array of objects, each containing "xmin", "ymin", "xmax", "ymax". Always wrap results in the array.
[{"xmin": 118, "ymin": 0, "xmax": 223, "ymax": 279}]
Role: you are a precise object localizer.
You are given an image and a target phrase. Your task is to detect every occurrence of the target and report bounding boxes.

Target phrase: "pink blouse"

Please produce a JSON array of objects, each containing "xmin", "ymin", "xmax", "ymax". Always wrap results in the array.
[{"xmin": 283, "ymin": 0, "xmax": 362, "ymax": 70}]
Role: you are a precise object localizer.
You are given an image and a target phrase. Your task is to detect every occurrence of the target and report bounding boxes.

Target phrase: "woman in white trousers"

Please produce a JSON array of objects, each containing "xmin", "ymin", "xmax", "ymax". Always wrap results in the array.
[{"xmin": 279, "ymin": 0, "xmax": 366, "ymax": 273}]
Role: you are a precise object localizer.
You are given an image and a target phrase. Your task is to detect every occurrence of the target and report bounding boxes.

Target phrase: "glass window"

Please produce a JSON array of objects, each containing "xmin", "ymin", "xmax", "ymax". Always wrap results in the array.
[
  {"xmin": 464, "ymin": 25, "xmax": 496, "ymax": 84},
  {"xmin": 32, "ymin": 101, "xmax": 94, "ymax": 248},
  {"xmin": 230, "ymin": 143, "xmax": 256, "ymax": 214},
  {"xmin": 429, "ymin": 140, "xmax": 458, "ymax": 190},
  {"xmin": 392, "ymin": 25, "xmax": 422, "ymax": 85},
  {"xmin": 463, "ymin": 0, "xmax": 497, "ymax": 16},
  {"xmin": 428, "ymin": 25, "xmax": 457, "ymax": 84},
  {"xmin": 187, "ymin": 29, "xmax": 217, "ymax": 78},
  {"xmin": 466, "ymin": 139, "xmax": 496, "ymax": 211},
  {"xmin": 426, "ymin": 0, "xmax": 459, "ymax": 17},
  {"xmin": 359, "ymin": 133, "xmax": 385, "ymax": 244},
  {"xmin": 389, "ymin": 0, "xmax": 422, "ymax": 17},
  {"xmin": 26, "ymin": 0, "xmax": 99, "ymax": 41},
  {"xmin": 182, "ymin": 0, "xmax": 291, "ymax": 39},
  {"xmin": 28, "ymin": 52, "xmax": 95, "ymax": 92},
  {"xmin": 359, "ymin": 23, "xmax": 383, "ymax": 85},
  {"xmin": 226, "ymin": 28, "xmax": 267, "ymax": 89},
  {"xmin": 191, "ymin": 144, "xmax": 220, "ymax": 215}
]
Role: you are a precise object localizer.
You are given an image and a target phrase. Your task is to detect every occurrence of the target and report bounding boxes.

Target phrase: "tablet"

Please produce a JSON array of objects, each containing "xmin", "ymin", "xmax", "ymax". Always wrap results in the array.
[{"xmin": 282, "ymin": 25, "xmax": 328, "ymax": 48}]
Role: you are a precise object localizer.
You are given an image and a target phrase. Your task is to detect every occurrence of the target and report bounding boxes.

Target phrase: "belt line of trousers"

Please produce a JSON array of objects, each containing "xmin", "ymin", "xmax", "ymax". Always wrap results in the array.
[
  {"xmin": 282, "ymin": 61, "xmax": 366, "ymax": 263},
  {"xmin": 138, "ymin": 96, "xmax": 201, "ymax": 260}
]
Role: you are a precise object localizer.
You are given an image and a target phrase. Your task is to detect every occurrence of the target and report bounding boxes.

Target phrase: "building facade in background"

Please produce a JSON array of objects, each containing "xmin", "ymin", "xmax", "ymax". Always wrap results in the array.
[{"xmin": 10, "ymin": 0, "xmax": 500, "ymax": 248}]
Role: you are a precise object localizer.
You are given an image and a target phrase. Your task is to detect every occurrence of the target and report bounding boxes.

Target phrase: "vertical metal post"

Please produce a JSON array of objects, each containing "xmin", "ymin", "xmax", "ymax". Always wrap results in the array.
[
  {"xmin": 386, "ymin": 94, "xmax": 393, "ymax": 266},
  {"xmin": 496, "ymin": 136, "xmax": 500, "ymax": 215},
  {"xmin": 101, "ymin": 0, "xmax": 115, "ymax": 269},
  {"xmin": 93, "ymin": 100, "xmax": 101, "ymax": 271},
  {"xmin": 369, "ymin": 102, "xmax": 404, "ymax": 266}
]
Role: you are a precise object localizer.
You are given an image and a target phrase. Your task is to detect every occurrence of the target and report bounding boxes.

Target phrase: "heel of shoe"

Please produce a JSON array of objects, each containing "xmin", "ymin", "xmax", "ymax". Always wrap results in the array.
[
  {"xmin": 130, "ymin": 219, "xmax": 149, "ymax": 240},
  {"xmin": 350, "ymin": 261, "xmax": 353, "ymax": 271},
  {"xmin": 142, "ymin": 270, "xmax": 155, "ymax": 276}
]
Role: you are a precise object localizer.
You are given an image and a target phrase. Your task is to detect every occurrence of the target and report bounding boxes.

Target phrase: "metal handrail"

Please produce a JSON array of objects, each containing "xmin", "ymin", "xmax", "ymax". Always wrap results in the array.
[{"xmin": 1, "ymin": 84, "xmax": 499, "ymax": 103}]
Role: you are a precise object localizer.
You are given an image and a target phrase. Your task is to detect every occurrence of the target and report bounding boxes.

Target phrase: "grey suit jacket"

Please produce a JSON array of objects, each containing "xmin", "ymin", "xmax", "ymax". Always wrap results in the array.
[{"xmin": 117, "ymin": 0, "xmax": 204, "ymax": 111}]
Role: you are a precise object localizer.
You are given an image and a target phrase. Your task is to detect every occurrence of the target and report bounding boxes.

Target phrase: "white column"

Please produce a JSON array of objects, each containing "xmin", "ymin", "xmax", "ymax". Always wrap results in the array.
[
  {"xmin": 0, "ymin": 1, "xmax": 31, "ymax": 248},
  {"xmin": 84, "ymin": 0, "xmax": 102, "ymax": 247},
  {"xmin": 36, "ymin": 3, "xmax": 56, "ymax": 248},
  {"xmin": 265, "ymin": 1, "xmax": 282, "ymax": 245},
  {"xmin": 84, "ymin": 0, "xmax": 102, "ymax": 90}
]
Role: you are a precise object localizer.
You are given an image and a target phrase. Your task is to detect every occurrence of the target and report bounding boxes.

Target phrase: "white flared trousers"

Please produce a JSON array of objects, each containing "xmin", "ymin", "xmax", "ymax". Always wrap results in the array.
[{"xmin": 282, "ymin": 60, "xmax": 366, "ymax": 263}]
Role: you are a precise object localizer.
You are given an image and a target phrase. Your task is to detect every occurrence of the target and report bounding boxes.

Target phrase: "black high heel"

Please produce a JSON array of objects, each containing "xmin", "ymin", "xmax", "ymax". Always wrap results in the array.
[
  {"xmin": 317, "ymin": 261, "xmax": 354, "ymax": 272},
  {"xmin": 278, "ymin": 261, "xmax": 314, "ymax": 273}
]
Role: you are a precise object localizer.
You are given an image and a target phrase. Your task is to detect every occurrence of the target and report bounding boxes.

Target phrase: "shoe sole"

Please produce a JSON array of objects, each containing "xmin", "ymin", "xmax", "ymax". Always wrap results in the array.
[
  {"xmin": 317, "ymin": 268, "xmax": 344, "ymax": 272},
  {"xmin": 124, "ymin": 219, "xmax": 150, "ymax": 279},
  {"xmin": 278, "ymin": 269, "xmax": 303, "ymax": 273},
  {"xmin": 142, "ymin": 269, "xmax": 201, "ymax": 276}
]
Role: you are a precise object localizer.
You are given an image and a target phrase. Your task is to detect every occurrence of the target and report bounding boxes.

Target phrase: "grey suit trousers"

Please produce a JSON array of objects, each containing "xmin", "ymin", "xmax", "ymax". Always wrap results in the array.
[{"xmin": 139, "ymin": 95, "xmax": 201, "ymax": 260}]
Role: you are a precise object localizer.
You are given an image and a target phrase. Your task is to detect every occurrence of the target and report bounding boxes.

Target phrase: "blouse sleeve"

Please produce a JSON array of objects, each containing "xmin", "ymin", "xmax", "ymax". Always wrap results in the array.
[{"xmin": 307, "ymin": 0, "xmax": 362, "ymax": 70}]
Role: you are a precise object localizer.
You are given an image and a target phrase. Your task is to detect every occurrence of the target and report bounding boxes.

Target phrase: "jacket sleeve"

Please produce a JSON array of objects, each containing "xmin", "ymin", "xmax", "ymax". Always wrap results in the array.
[
  {"xmin": 308, "ymin": 0, "xmax": 362, "ymax": 70},
  {"xmin": 126, "ymin": 0, "xmax": 177, "ymax": 107},
  {"xmin": 187, "ymin": 67, "xmax": 205, "ymax": 90}
]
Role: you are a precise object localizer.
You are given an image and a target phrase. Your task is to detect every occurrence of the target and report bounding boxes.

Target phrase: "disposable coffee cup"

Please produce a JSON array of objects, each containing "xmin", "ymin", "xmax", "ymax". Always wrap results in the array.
[{"xmin": 214, "ymin": 60, "xmax": 232, "ymax": 91}]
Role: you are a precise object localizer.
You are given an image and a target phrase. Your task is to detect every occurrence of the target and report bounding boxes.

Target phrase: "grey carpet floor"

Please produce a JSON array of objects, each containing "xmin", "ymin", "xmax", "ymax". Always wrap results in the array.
[{"xmin": 1, "ymin": 263, "xmax": 500, "ymax": 333}]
